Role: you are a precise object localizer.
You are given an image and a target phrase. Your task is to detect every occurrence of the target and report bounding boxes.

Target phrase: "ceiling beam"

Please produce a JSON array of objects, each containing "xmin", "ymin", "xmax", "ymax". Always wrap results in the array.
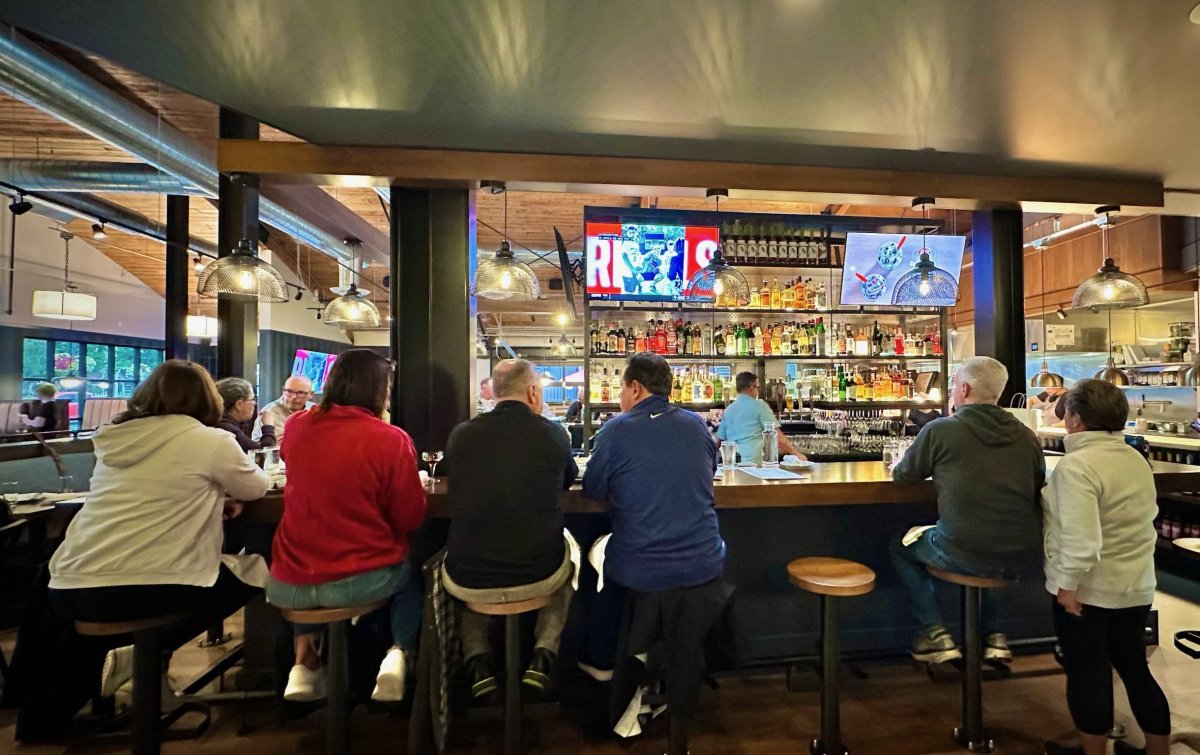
[{"xmin": 219, "ymin": 140, "xmax": 1164, "ymax": 209}]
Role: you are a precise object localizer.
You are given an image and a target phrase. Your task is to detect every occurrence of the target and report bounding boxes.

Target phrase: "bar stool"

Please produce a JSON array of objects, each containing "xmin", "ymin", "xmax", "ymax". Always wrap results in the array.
[
  {"xmin": 787, "ymin": 557, "xmax": 877, "ymax": 755},
  {"xmin": 465, "ymin": 594, "xmax": 552, "ymax": 755},
  {"xmin": 925, "ymin": 566, "xmax": 1015, "ymax": 753},
  {"xmin": 74, "ymin": 613, "xmax": 198, "ymax": 755},
  {"xmin": 280, "ymin": 599, "xmax": 387, "ymax": 755}
]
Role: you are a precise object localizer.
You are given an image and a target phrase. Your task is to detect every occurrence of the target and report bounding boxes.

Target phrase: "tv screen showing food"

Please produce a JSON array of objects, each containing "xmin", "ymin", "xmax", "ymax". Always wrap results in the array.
[{"xmin": 839, "ymin": 232, "xmax": 966, "ymax": 307}]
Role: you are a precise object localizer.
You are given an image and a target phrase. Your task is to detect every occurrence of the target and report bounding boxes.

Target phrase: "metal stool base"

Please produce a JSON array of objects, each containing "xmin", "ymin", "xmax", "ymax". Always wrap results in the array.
[
  {"xmin": 953, "ymin": 727, "xmax": 994, "ymax": 753},
  {"xmin": 810, "ymin": 737, "xmax": 849, "ymax": 755}
]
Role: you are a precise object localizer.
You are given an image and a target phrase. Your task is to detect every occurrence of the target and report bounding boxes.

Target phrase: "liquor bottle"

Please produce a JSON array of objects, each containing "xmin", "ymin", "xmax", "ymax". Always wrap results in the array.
[
  {"xmin": 714, "ymin": 326, "xmax": 726, "ymax": 357},
  {"xmin": 835, "ymin": 326, "xmax": 847, "ymax": 356},
  {"xmin": 625, "ymin": 327, "xmax": 635, "ymax": 354},
  {"xmin": 754, "ymin": 324, "xmax": 765, "ymax": 356},
  {"xmin": 894, "ymin": 327, "xmax": 905, "ymax": 355},
  {"xmin": 616, "ymin": 325, "xmax": 627, "ymax": 355},
  {"xmin": 736, "ymin": 323, "xmax": 748, "ymax": 356},
  {"xmin": 932, "ymin": 328, "xmax": 943, "ymax": 356},
  {"xmin": 711, "ymin": 371, "xmax": 723, "ymax": 401},
  {"xmin": 815, "ymin": 317, "xmax": 826, "ymax": 357},
  {"xmin": 921, "ymin": 328, "xmax": 932, "ymax": 357},
  {"xmin": 704, "ymin": 371, "xmax": 715, "ymax": 401},
  {"xmin": 749, "ymin": 286, "xmax": 761, "ymax": 309},
  {"xmin": 786, "ymin": 231, "xmax": 800, "ymax": 262},
  {"xmin": 589, "ymin": 368, "xmax": 602, "ymax": 403},
  {"xmin": 702, "ymin": 323, "xmax": 713, "ymax": 356},
  {"xmin": 879, "ymin": 369, "xmax": 892, "ymax": 400},
  {"xmin": 766, "ymin": 233, "xmax": 779, "ymax": 262},
  {"xmin": 871, "ymin": 320, "xmax": 882, "ymax": 356},
  {"xmin": 721, "ymin": 224, "xmax": 737, "ymax": 263},
  {"xmin": 747, "ymin": 226, "xmax": 761, "ymax": 263},
  {"xmin": 846, "ymin": 368, "xmax": 857, "ymax": 401},
  {"xmin": 681, "ymin": 322, "xmax": 691, "ymax": 355},
  {"xmin": 854, "ymin": 328, "xmax": 869, "ymax": 357},
  {"xmin": 768, "ymin": 278, "xmax": 781, "ymax": 309},
  {"xmin": 759, "ymin": 323, "xmax": 770, "ymax": 356},
  {"xmin": 665, "ymin": 320, "xmax": 677, "ymax": 354},
  {"xmin": 769, "ymin": 324, "xmax": 783, "ymax": 356},
  {"xmin": 734, "ymin": 228, "xmax": 748, "ymax": 265},
  {"xmin": 862, "ymin": 369, "xmax": 874, "ymax": 401},
  {"xmin": 691, "ymin": 370, "xmax": 704, "ymax": 403},
  {"xmin": 600, "ymin": 368, "xmax": 612, "ymax": 403},
  {"xmin": 633, "ymin": 327, "xmax": 645, "ymax": 353}
]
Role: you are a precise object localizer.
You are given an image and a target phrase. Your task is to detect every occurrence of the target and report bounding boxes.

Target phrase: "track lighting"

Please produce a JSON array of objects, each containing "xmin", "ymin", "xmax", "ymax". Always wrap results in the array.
[
  {"xmin": 294, "ymin": 288, "xmax": 303, "ymax": 301},
  {"xmin": 1055, "ymin": 306, "xmax": 1068, "ymax": 320},
  {"xmin": 91, "ymin": 222, "xmax": 107, "ymax": 240},
  {"xmin": 8, "ymin": 195, "xmax": 32, "ymax": 215},
  {"xmin": 193, "ymin": 256, "xmax": 205, "ymax": 274}
]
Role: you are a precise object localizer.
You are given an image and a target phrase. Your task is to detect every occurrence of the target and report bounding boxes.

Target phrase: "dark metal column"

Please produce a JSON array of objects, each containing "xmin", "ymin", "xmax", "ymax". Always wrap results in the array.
[
  {"xmin": 388, "ymin": 187, "xmax": 475, "ymax": 453},
  {"xmin": 164, "ymin": 194, "xmax": 189, "ymax": 360},
  {"xmin": 216, "ymin": 109, "xmax": 259, "ymax": 380},
  {"xmin": 971, "ymin": 209, "xmax": 1025, "ymax": 405}
]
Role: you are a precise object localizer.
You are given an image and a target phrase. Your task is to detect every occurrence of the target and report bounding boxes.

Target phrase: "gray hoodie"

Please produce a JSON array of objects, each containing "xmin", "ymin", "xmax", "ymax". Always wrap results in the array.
[{"xmin": 893, "ymin": 403, "xmax": 1046, "ymax": 575}]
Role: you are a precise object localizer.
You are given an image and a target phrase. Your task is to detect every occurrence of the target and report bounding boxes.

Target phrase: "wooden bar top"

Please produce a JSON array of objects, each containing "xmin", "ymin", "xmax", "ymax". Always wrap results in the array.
[{"xmin": 239, "ymin": 457, "xmax": 1200, "ymax": 524}]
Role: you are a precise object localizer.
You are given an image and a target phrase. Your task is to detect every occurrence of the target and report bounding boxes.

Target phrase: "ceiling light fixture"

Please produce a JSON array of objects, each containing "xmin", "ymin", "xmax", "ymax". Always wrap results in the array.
[
  {"xmin": 473, "ymin": 183, "xmax": 540, "ymax": 300},
  {"xmin": 685, "ymin": 189, "xmax": 749, "ymax": 306},
  {"xmin": 554, "ymin": 334, "xmax": 576, "ymax": 356},
  {"xmin": 197, "ymin": 238, "xmax": 289, "ymax": 302},
  {"xmin": 193, "ymin": 256, "xmax": 205, "ymax": 274},
  {"xmin": 1030, "ymin": 236, "xmax": 1065, "ymax": 389},
  {"xmin": 1071, "ymin": 206, "xmax": 1148, "ymax": 310},
  {"xmin": 91, "ymin": 221, "xmax": 107, "ymax": 240},
  {"xmin": 1190, "ymin": 1, "xmax": 1200, "ymax": 24},
  {"xmin": 8, "ymin": 194, "xmax": 32, "ymax": 216},
  {"xmin": 1055, "ymin": 305, "xmax": 1068, "ymax": 320},
  {"xmin": 57, "ymin": 372, "xmax": 84, "ymax": 390},
  {"xmin": 893, "ymin": 198, "xmax": 958, "ymax": 305},
  {"xmin": 32, "ymin": 231, "xmax": 97, "ymax": 321},
  {"xmin": 185, "ymin": 314, "xmax": 219, "ymax": 340}
]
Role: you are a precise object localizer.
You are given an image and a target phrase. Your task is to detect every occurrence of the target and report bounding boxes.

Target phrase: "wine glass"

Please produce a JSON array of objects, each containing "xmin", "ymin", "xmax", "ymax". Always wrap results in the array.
[{"xmin": 421, "ymin": 451, "xmax": 444, "ymax": 482}]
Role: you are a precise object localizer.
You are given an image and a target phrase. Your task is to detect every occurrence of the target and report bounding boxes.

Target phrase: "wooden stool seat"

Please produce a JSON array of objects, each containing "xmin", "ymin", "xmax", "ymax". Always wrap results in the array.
[
  {"xmin": 75, "ymin": 613, "xmax": 186, "ymax": 637},
  {"xmin": 280, "ymin": 599, "xmax": 387, "ymax": 625},
  {"xmin": 466, "ymin": 593, "xmax": 551, "ymax": 617},
  {"xmin": 788, "ymin": 557, "xmax": 876, "ymax": 597},
  {"xmin": 925, "ymin": 566, "xmax": 1014, "ymax": 590}
]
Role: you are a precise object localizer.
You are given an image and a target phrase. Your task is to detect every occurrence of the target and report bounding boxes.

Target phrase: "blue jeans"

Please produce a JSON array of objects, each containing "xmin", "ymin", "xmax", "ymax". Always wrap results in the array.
[
  {"xmin": 889, "ymin": 528, "xmax": 999, "ymax": 636},
  {"xmin": 266, "ymin": 561, "xmax": 422, "ymax": 652}
]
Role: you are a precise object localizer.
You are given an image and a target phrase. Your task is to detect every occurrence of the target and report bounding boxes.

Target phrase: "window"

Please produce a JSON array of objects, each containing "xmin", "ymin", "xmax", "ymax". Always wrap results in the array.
[
  {"xmin": 534, "ymin": 364, "xmax": 582, "ymax": 405},
  {"xmin": 86, "ymin": 344, "xmax": 110, "ymax": 380},
  {"xmin": 52, "ymin": 341, "xmax": 80, "ymax": 377},
  {"xmin": 19, "ymin": 338, "xmax": 164, "ymax": 420},
  {"xmin": 139, "ymin": 349, "xmax": 162, "ymax": 381},
  {"xmin": 22, "ymin": 339, "xmax": 48, "ymax": 379}
]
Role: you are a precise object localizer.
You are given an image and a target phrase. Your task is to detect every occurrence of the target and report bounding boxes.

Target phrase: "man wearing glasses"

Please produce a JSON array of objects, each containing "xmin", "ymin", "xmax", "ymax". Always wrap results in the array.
[{"xmin": 253, "ymin": 376, "xmax": 315, "ymax": 447}]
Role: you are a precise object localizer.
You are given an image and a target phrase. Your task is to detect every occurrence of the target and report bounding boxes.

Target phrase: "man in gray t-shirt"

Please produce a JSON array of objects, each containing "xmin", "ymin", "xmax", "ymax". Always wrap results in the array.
[{"xmin": 252, "ymin": 376, "xmax": 314, "ymax": 447}]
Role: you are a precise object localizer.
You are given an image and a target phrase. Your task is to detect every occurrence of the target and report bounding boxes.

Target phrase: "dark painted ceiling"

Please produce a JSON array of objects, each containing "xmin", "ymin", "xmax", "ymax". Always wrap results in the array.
[{"xmin": 4, "ymin": 0, "xmax": 1199, "ymax": 188}]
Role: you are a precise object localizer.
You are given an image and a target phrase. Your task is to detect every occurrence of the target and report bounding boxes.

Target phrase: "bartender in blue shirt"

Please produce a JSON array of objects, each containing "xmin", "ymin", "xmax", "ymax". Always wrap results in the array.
[{"xmin": 716, "ymin": 372, "xmax": 802, "ymax": 464}]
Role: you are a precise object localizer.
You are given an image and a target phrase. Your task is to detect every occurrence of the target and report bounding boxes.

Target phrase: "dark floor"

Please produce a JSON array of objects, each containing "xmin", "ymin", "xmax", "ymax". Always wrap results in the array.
[{"xmin": 3, "ymin": 591, "xmax": 1200, "ymax": 754}]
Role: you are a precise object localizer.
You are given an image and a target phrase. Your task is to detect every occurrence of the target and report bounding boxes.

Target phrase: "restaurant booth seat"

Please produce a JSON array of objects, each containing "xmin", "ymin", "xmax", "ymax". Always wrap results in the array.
[
  {"xmin": 787, "ymin": 556, "xmax": 877, "ymax": 755},
  {"xmin": 74, "ymin": 612, "xmax": 207, "ymax": 755},
  {"xmin": 279, "ymin": 599, "xmax": 388, "ymax": 755},
  {"xmin": 465, "ymin": 593, "xmax": 552, "ymax": 755},
  {"xmin": 925, "ymin": 566, "xmax": 1016, "ymax": 753}
]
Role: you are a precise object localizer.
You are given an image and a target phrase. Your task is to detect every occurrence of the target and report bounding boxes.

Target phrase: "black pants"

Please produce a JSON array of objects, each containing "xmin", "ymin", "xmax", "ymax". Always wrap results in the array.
[
  {"xmin": 48, "ymin": 564, "xmax": 258, "ymax": 652},
  {"xmin": 1052, "ymin": 600, "xmax": 1171, "ymax": 737}
]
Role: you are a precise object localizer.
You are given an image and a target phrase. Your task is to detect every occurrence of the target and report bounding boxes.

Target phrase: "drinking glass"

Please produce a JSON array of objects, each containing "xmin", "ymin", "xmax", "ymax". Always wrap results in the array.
[
  {"xmin": 719, "ymin": 441, "xmax": 738, "ymax": 470},
  {"xmin": 421, "ymin": 451, "xmax": 444, "ymax": 482},
  {"xmin": 58, "ymin": 474, "xmax": 77, "ymax": 494}
]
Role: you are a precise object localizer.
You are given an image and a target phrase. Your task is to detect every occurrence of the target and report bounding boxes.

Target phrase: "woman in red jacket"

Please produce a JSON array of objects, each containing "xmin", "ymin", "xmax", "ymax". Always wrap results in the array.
[{"xmin": 267, "ymin": 349, "xmax": 427, "ymax": 703}]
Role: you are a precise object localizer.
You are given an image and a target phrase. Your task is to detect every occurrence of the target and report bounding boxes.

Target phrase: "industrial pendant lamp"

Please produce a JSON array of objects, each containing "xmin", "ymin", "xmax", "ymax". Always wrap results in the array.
[
  {"xmin": 1071, "ymin": 206, "xmax": 1148, "ymax": 309},
  {"xmin": 197, "ymin": 238, "xmax": 288, "ymax": 302},
  {"xmin": 32, "ymin": 231, "xmax": 97, "ymax": 321},
  {"xmin": 892, "ymin": 198, "xmax": 958, "ymax": 305},
  {"xmin": 1094, "ymin": 307, "xmax": 1131, "ymax": 386},
  {"xmin": 324, "ymin": 282, "xmax": 381, "ymax": 328},
  {"xmin": 685, "ymin": 189, "xmax": 750, "ymax": 306},
  {"xmin": 1030, "ymin": 241, "xmax": 1065, "ymax": 388},
  {"xmin": 473, "ymin": 184, "xmax": 540, "ymax": 300},
  {"xmin": 554, "ymin": 334, "xmax": 576, "ymax": 356}
]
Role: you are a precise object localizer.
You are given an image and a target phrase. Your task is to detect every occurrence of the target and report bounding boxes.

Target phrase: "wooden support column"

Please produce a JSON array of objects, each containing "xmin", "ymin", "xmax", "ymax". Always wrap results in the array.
[
  {"xmin": 389, "ymin": 187, "xmax": 475, "ymax": 454},
  {"xmin": 971, "ymin": 209, "xmax": 1026, "ymax": 404},
  {"xmin": 164, "ymin": 194, "xmax": 188, "ymax": 360},
  {"xmin": 216, "ymin": 108, "xmax": 259, "ymax": 381}
]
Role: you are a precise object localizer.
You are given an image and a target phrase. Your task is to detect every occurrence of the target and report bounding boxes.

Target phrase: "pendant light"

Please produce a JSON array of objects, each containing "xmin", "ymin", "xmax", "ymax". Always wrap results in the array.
[
  {"xmin": 1030, "ymin": 241, "xmax": 1065, "ymax": 388},
  {"xmin": 685, "ymin": 189, "xmax": 750, "ymax": 306},
  {"xmin": 1071, "ymin": 206, "xmax": 1148, "ymax": 309},
  {"xmin": 185, "ymin": 315, "xmax": 219, "ymax": 340},
  {"xmin": 197, "ymin": 238, "xmax": 288, "ymax": 302},
  {"xmin": 32, "ymin": 231, "xmax": 97, "ymax": 321},
  {"xmin": 1094, "ymin": 306, "xmax": 1131, "ymax": 386},
  {"xmin": 554, "ymin": 334, "xmax": 576, "ymax": 356},
  {"xmin": 473, "ymin": 183, "xmax": 540, "ymax": 300},
  {"xmin": 892, "ymin": 198, "xmax": 959, "ymax": 305},
  {"xmin": 324, "ymin": 241, "xmax": 381, "ymax": 328}
]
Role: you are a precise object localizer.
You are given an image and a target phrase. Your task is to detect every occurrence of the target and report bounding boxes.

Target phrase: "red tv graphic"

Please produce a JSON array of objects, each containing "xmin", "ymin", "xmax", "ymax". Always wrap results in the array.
[{"xmin": 585, "ymin": 223, "xmax": 719, "ymax": 299}]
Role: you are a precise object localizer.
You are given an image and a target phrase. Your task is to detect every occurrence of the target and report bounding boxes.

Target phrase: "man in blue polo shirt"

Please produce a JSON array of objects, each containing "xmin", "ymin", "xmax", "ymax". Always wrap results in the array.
[
  {"xmin": 716, "ymin": 372, "xmax": 801, "ymax": 464},
  {"xmin": 583, "ymin": 353, "xmax": 724, "ymax": 592}
]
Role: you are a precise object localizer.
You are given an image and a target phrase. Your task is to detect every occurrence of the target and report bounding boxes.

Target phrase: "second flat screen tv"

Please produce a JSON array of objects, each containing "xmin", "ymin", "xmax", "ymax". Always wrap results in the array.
[
  {"xmin": 839, "ymin": 232, "xmax": 966, "ymax": 307},
  {"xmin": 585, "ymin": 222, "xmax": 719, "ymax": 302}
]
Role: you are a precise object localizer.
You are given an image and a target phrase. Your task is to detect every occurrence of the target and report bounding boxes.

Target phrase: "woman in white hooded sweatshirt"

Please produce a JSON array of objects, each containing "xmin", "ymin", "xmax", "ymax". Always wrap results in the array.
[
  {"xmin": 1043, "ymin": 379, "xmax": 1170, "ymax": 755},
  {"xmin": 48, "ymin": 360, "xmax": 269, "ymax": 698}
]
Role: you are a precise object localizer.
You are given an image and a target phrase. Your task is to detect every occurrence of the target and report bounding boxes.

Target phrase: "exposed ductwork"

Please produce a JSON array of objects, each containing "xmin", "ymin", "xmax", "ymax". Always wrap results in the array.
[
  {"xmin": 22, "ymin": 189, "xmax": 217, "ymax": 256},
  {"xmin": 0, "ymin": 159, "xmax": 204, "ymax": 194},
  {"xmin": 0, "ymin": 25, "xmax": 354, "ymax": 263}
]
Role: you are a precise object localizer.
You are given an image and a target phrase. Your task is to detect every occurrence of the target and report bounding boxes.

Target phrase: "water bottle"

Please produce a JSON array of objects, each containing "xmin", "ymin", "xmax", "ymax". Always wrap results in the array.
[{"xmin": 762, "ymin": 422, "xmax": 779, "ymax": 467}]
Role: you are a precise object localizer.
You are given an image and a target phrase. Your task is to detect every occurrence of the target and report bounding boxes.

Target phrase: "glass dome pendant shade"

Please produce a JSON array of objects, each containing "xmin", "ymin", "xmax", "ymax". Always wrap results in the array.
[
  {"xmin": 1071, "ymin": 258, "xmax": 1148, "ymax": 309},
  {"xmin": 474, "ymin": 241, "xmax": 540, "ymax": 301},
  {"xmin": 197, "ymin": 238, "xmax": 289, "ymax": 302},
  {"xmin": 685, "ymin": 248, "xmax": 750, "ymax": 306},
  {"xmin": 323, "ymin": 282, "xmax": 381, "ymax": 329},
  {"xmin": 891, "ymin": 251, "xmax": 958, "ymax": 305}
]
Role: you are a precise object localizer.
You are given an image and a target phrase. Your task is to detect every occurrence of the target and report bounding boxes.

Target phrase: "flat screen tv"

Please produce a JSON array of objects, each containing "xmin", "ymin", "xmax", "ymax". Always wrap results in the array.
[
  {"xmin": 839, "ymin": 232, "xmax": 966, "ymax": 307},
  {"xmin": 292, "ymin": 349, "xmax": 338, "ymax": 394},
  {"xmin": 585, "ymin": 222, "xmax": 719, "ymax": 302}
]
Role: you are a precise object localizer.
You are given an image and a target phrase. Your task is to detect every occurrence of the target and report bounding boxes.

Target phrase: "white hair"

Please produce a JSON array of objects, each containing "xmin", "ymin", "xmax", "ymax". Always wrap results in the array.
[{"xmin": 955, "ymin": 356, "xmax": 1008, "ymax": 405}]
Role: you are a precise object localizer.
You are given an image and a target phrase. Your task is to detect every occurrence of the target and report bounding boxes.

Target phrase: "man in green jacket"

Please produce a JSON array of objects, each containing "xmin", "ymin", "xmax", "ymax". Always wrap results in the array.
[{"xmin": 890, "ymin": 356, "xmax": 1045, "ymax": 663}]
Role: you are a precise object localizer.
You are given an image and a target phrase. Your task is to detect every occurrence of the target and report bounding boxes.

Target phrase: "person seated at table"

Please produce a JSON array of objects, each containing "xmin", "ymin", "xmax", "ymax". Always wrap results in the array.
[
  {"xmin": 47, "ymin": 360, "xmax": 270, "ymax": 702},
  {"xmin": 477, "ymin": 376, "xmax": 495, "ymax": 414},
  {"xmin": 267, "ymin": 349, "xmax": 426, "ymax": 703},
  {"xmin": 715, "ymin": 372, "xmax": 802, "ymax": 464},
  {"xmin": 443, "ymin": 358, "xmax": 578, "ymax": 697},
  {"xmin": 18, "ymin": 382, "xmax": 59, "ymax": 433},
  {"xmin": 1030, "ymin": 385, "xmax": 1067, "ymax": 427},
  {"xmin": 1043, "ymin": 380, "xmax": 1170, "ymax": 755},
  {"xmin": 215, "ymin": 377, "xmax": 262, "ymax": 452},
  {"xmin": 252, "ymin": 375, "xmax": 315, "ymax": 447},
  {"xmin": 890, "ymin": 356, "xmax": 1045, "ymax": 664}
]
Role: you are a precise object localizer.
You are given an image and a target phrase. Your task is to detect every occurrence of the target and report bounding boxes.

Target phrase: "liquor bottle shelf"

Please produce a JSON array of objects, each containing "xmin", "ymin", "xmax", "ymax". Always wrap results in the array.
[
  {"xmin": 587, "ymin": 353, "xmax": 944, "ymax": 362},
  {"xmin": 588, "ymin": 305, "xmax": 940, "ymax": 317},
  {"xmin": 588, "ymin": 402, "xmax": 726, "ymax": 412},
  {"xmin": 801, "ymin": 400, "xmax": 941, "ymax": 410}
]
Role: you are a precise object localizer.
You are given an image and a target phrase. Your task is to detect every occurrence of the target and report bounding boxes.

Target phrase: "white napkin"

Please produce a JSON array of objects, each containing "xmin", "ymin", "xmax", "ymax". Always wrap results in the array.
[
  {"xmin": 220, "ymin": 552, "xmax": 270, "ymax": 588},
  {"xmin": 564, "ymin": 528, "xmax": 582, "ymax": 592},
  {"xmin": 588, "ymin": 533, "xmax": 612, "ymax": 592},
  {"xmin": 902, "ymin": 525, "xmax": 936, "ymax": 547}
]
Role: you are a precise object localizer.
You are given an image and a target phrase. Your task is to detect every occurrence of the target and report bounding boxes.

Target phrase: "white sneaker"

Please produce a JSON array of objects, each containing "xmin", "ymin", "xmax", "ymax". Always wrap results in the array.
[
  {"xmin": 283, "ymin": 664, "xmax": 326, "ymax": 702},
  {"xmin": 113, "ymin": 670, "xmax": 181, "ymax": 714},
  {"xmin": 101, "ymin": 645, "xmax": 134, "ymax": 698},
  {"xmin": 371, "ymin": 647, "xmax": 407, "ymax": 702}
]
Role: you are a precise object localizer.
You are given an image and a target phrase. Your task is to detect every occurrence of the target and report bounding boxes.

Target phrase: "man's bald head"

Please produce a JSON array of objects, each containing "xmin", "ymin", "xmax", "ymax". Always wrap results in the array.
[
  {"xmin": 492, "ymin": 359, "xmax": 536, "ymax": 401},
  {"xmin": 281, "ymin": 375, "xmax": 314, "ymax": 411}
]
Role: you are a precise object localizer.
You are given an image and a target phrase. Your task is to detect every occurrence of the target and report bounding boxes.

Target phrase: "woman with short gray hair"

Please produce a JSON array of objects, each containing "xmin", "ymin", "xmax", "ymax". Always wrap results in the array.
[
  {"xmin": 1043, "ymin": 379, "xmax": 1169, "ymax": 755},
  {"xmin": 214, "ymin": 376, "xmax": 262, "ymax": 452}
]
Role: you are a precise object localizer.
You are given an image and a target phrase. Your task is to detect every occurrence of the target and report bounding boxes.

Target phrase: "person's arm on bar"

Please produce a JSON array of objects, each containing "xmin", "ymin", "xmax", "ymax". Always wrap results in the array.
[
  {"xmin": 891, "ymin": 424, "xmax": 936, "ymax": 482},
  {"xmin": 211, "ymin": 433, "xmax": 271, "ymax": 501},
  {"xmin": 382, "ymin": 432, "xmax": 427, "ymax": 537}
]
